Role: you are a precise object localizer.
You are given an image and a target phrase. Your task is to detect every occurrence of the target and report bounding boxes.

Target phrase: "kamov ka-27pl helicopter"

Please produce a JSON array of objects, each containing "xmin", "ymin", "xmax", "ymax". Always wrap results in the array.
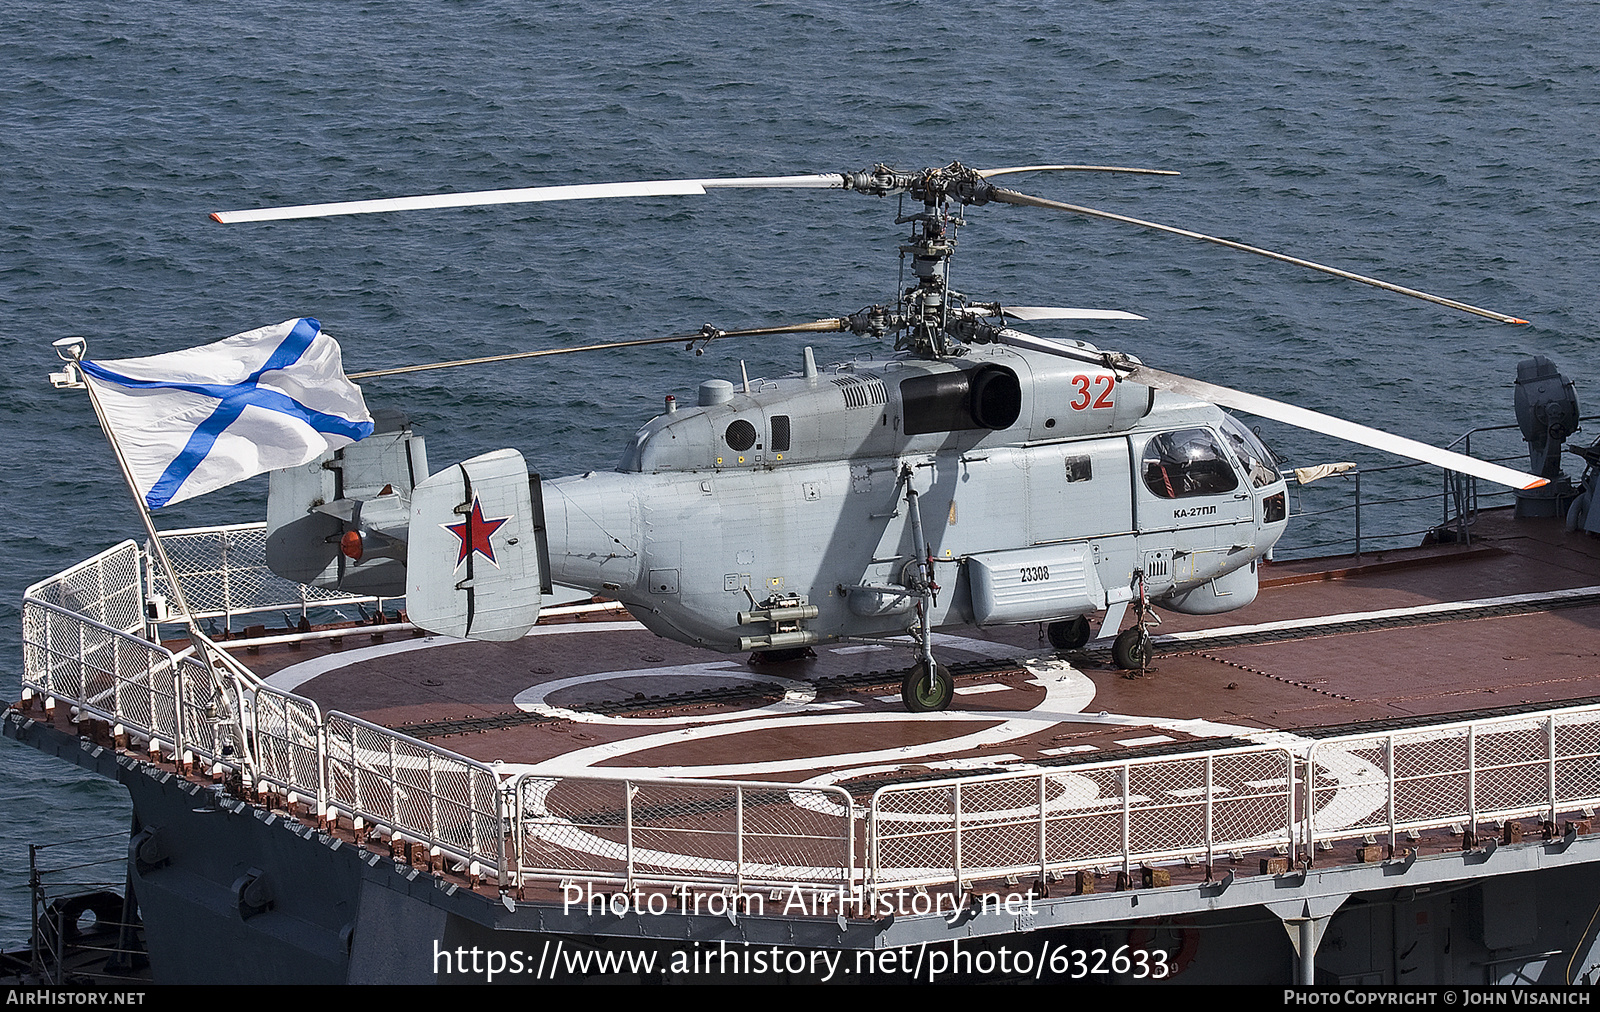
[{"xmin": 216, "ymin": 162, "xmax": 1547, "ymax": 712}]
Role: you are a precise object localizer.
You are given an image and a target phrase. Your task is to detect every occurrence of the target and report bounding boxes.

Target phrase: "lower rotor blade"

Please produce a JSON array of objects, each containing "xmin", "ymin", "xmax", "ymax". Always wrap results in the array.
[
  {"xmin": 1000, "ymin": 306, "xmax": 1147, "ymax": 321},
  {"xmin": 994, "ymin": 330, "xmax": 1545, "ymax": 489},
  {"xmin": 992, "ymin": 328, "xmax": 1111, "ymax": 366},
  {"xmin": 977, "ymin": 164, "xmax": 1179, "ymax": 179},
  {"xmin": 1124, "ymin": 363, "xmax": 1548, "ymax": 491},
  {"xmin": 347, "ymin": 319, "xmax": 848, "ymax": 380},
  {"xmin": 709, "ymin": 318, "xmax": 850, "ymax": 338},
  {"xmin": 989, "ymin": 187, "xmax": 1529, "ymax": 325},
  {"xmin": 347, "ymin": 332, "xmax": 706, "ymax": 380}
]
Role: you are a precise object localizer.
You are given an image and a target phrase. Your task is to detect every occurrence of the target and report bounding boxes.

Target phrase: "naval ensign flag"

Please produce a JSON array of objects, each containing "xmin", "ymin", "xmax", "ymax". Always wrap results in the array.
[{"xmin": 78, "ymin": 318, "xmax": 375, "ymax": 509}]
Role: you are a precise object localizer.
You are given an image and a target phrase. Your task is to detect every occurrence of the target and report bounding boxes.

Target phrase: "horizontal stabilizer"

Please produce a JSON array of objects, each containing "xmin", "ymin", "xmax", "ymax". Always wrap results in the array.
[{"xmin": 408, "ymin": 449, "xmax": 543, "ymax": 641}]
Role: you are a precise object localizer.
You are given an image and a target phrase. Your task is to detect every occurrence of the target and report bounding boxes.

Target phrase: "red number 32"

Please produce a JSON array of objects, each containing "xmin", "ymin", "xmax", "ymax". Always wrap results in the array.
[{"xmin": 1070, "ymin": 374, "xmax": 1115, "ymax": 410}]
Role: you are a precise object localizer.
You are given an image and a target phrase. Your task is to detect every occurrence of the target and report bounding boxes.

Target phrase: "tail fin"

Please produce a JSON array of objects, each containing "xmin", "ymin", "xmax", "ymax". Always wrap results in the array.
[{"xmin": 406, "ymin": 449, "xmax": 545, "ymax": 641}]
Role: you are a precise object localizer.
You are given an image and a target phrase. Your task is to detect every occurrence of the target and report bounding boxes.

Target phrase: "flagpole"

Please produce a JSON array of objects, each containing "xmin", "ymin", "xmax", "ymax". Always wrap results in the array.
[
  {"xmin": 54, "ymin": 340, "xmax": 208, "ymax": 627},
  {"xmin": 53, "ymin": 337, "xmax": 260, "ymax": 776}
]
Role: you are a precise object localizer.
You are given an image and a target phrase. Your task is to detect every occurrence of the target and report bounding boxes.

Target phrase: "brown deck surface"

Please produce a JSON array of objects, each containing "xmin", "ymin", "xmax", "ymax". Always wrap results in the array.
[{"xmin": 236, "ymin": 509, "xmax": 1600, "ymax": 786}]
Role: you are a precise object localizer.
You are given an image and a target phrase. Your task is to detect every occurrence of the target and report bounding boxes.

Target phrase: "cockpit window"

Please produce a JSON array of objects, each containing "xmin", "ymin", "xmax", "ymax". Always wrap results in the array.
[
  {"xmin": 1142, "ymin": 428, "xmax": 1240, "ymax": 499},
  {"xmin": 1219, "ymin": 414, "xmax": 1282, "ymax": 489}
]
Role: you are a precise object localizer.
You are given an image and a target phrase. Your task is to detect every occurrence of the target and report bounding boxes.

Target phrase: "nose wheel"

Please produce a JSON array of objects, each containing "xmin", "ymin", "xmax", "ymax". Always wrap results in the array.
[
  {"xmin": 1112, "ymin": 626, "xmax": 1154, "ymax": 670},
  {"xmin": 901, "ymin": 662, "xmax": 954, "ymax": 713},
  {"xmin": 1112, "ymin": 570, "xmax": 1156, "ymax": 675}
]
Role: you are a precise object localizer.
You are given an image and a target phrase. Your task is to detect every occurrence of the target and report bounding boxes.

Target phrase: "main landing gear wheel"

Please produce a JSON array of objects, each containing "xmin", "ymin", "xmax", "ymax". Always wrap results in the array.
[
  {"xmin": 1047, "ymin": 616, "xmax": 1091, "ymax": 651},
  {"xmin": 1112, "ymin": 627, "xmax": 1154, "ymax": 670},
  {"xmin": 901, "ymin": 662, "xmax": 954, "ymax": 713}
]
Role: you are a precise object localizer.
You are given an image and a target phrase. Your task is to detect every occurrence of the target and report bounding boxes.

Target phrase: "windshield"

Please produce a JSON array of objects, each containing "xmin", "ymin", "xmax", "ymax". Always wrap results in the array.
[{"xmin": 1219, "ymin": 414, "xmax": 1282, "ymax": 489}]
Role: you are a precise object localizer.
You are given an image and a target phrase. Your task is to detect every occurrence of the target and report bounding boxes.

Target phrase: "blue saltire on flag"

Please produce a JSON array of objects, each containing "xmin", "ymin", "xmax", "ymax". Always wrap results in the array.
[{"xmin": 80, "ymin": 318, "xmax": 375, "ymax": 509}]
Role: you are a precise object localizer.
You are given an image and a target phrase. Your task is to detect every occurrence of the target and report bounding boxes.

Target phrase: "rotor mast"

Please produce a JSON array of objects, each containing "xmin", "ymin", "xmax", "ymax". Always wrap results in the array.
[
  {"xmin": 842, "ymin": 162, "xmax": 1002, "ymax": 357},
  {"xmin": 897, "ymin": 168, "xmax": 961, "ymax": 357}
]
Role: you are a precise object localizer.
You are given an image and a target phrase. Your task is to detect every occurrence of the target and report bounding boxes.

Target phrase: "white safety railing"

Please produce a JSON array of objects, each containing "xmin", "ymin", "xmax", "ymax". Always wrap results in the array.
[
  {"xmin": 25, "ymin": 540, "xmax": 146, "ymax": 637},
  {"xmin": 22, "ymin": 598, "xmax": 183, "ymax": 746},
  {"xmin": 509, "ymin": 773, "xmax": 857, "ymax": 894},
  {"xmin": 325, "ymin": 711, "xmax": 505, "ymax": 878},
  {"xmin": 22, "ymin": 538, "xmax": 253, "ymax": 772},
  {"xmin": 868, "ymin": 748, "xmax": 1295, "ymax": 893},
  {"xmin": 20, "ymin": 526, "xmax": 1600, "ymax": 901},
  {"xmin": 146, "ymin": 523, "xmax": 385, "ymax": 629},
  {"xmin": 252, "ymin": 684, "xmax": 326, "ymax": 807},
  {"xmin": 1303, "ymin": 705, "xmax": 1600, "ymax": 852}
]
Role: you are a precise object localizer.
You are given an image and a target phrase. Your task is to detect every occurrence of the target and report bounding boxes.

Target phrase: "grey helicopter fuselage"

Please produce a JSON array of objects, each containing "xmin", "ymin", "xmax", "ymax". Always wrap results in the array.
[{"xmin": 541, "ymin": 337, "xmax": 1290, "ymax": 653}]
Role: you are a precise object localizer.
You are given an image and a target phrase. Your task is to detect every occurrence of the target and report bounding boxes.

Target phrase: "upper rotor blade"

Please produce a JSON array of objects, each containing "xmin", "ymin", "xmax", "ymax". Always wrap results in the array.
[
  {"xmin": 988, "ymin": 187, "xmax": 1529, "ymax": 325},
  {"xmin": 977, "ymin": 164, "xmax": 1179, "ymax": 179},
  {"xmin": 1126, "ymin": 363, "xmax": 1547, "ymax": 490},
  {"xmin": 212, "ymin": 173, "xmax": 847, "ymax": 224}
]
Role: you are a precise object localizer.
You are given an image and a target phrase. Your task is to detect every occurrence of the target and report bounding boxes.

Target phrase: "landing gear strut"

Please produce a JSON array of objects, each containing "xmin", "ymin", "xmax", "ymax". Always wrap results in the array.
[
  {"xmin": 898, "ymin": 465, "xmax": 952, "ymax": 713},
  {"xmin": 1113, "ymin": 570, "xmax": 1157, "ymax": 676}
]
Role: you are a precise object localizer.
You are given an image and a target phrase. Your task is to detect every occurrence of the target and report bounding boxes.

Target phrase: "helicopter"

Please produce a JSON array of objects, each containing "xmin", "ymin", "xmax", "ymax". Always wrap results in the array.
[{"xmin": 216, "ymin": 162, "xmax": 1546, "ymax": 712}]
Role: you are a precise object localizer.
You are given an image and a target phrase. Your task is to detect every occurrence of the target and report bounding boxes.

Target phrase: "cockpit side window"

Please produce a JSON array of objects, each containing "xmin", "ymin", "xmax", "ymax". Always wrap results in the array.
[
  {"xmin": 1219, "ymin": 414, "xmax": 1282, "ymax": 489},
  {"xmin": 1142, "ymin": 428, "xmax": 1240, "ymax": 499}
]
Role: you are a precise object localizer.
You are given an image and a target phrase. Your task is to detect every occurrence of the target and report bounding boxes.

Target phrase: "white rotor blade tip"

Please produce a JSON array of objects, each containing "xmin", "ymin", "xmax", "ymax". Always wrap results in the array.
[
  {"xmin": 977, "ymin": 164, "xmax": 1180, "ymax": 178},
  {"xmin": 1003, "ymin": 306, "xmax": 1147, "ymax": 321},
  {"xmin": 1001, "ymin": 332, "xmax": 1549, "ymax": 491}
]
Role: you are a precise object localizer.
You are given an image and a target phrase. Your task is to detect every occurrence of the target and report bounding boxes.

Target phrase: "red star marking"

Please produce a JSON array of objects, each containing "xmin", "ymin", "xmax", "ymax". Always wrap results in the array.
[{"xmin": 441, "ymin": 496, "xmax": 511, "ymax": 569}]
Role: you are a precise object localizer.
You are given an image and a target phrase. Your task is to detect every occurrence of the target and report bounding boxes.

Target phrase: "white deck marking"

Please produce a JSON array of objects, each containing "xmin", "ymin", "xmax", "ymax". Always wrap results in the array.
[
  {"xmin": 264, "ymin": 619, "xmax": 1315, "ymax": 785},
  {"xmin": 505, "ymin": 650, "xmax": 1100, "ymax": 777},
  {"xmin": 1115, "ymin": 734, "xmax": 1176, "ymax": 747},
  {"xmin": 872, "ymin": 677, "xmax": 1020, "ymax": 702},
  {"xmin": 1153, "ymin": 584, "xmax": 1600, "ymax": 645},
  {"xmin": 929, "ymin": 754, "xmax": 1024, "ymax": 770},
  {"xmin": 513, "ymin": 663, "xmax": 819, "ymax": 726},
  {"xmin": 261, "ymin": 619, "xmax": 647, "ymax": 692}
]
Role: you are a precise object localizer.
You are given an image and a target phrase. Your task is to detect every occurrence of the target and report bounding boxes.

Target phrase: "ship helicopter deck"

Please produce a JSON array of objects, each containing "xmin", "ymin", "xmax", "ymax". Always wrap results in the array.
[
  {"xmin": 12, "ymin": 157, "xmax": 1600, "ymax": 982},
  {"xmin": 261, "ymin": 506, "xmax": 1600, "ymax": 765}
]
